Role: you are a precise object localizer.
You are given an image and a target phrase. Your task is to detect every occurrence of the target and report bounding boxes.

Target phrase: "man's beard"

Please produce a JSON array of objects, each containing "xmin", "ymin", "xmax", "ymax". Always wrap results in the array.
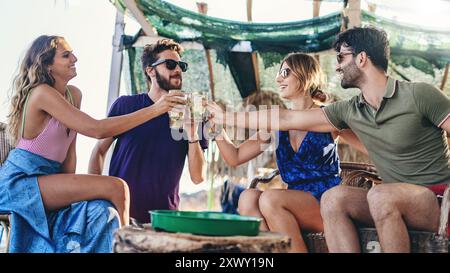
[
  {"xmin": 340, "ymin": 61, "xmax": 364, "ymax": 89},
  {"xmin": 155, "ymin": 70, "xmax": 182, "ymax": 91}
]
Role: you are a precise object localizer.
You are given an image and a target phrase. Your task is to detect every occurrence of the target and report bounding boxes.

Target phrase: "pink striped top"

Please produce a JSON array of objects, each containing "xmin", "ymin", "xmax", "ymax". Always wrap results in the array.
[{"xmin": 16, "ymin": 88, "xmax": 76, "ymax": 163}]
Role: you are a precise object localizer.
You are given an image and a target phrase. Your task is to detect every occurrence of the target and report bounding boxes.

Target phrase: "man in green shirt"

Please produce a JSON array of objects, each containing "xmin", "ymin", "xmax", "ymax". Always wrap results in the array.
[{"xmin": 207, "ymin": 26, "xmax": 450, "ymax": 252}]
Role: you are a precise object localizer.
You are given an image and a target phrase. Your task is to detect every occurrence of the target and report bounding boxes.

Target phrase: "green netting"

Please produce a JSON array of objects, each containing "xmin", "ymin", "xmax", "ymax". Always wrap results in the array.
[
  {"xmin": 113, "ymin": 0, "xmax": 343, "ymax": 55},
  {"xmin": 361, "ymin": 10, "xmax": 450, "ymax": 76},
  {"xmin": 113, "ymin": 0, "xmax": 450, "ymax": 94}
]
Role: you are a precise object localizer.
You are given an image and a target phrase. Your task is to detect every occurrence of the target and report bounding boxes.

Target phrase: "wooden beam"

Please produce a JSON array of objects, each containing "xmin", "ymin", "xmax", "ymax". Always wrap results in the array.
[
  {"xmin": 250, "ymin": 53, "xmax": 261, "ymax": 92},
  {"xmin": 247, "ymin": 0, "xmax": 260, "ymax": 92},
  {"xmin": 107, "ymin": 11, "xmax": 125, "ymax": 112},
  {"xmin": 440, "ymin": 63, "xmax": 449, "ymax": 91},
  {"xmin": 123, "ymin": 0, "xmax": 156, "ymax": 36}
]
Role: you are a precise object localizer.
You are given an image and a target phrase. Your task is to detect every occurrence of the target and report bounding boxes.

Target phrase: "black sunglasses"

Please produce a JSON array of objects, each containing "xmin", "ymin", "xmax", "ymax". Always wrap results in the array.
[
  {"xmin": 151, "ymin": 59, "xmax": 188, "ymax": 72},
  {"xmin": 336, "ymin": 52, "xmax": 355, "ymax": 64}
]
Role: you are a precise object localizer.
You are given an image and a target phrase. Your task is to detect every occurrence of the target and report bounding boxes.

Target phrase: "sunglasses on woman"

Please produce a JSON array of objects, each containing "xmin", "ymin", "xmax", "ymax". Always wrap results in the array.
[
  {"xmin": 277, "ymin": 68, "xmax": 291, "ymax": 79},
  {"xmin": 151, "ymin": 59, "xmax": 188, "ymax": 72}
]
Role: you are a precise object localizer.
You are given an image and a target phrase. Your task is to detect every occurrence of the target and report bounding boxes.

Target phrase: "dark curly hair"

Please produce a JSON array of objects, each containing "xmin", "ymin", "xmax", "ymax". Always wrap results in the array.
[
  {"xmin": 141, "ymin": 38, "xmax": 184, "ymax": 81},
  {"xmin": 332, "ymin": 26, "xmax": 390, "ymax": 72}
]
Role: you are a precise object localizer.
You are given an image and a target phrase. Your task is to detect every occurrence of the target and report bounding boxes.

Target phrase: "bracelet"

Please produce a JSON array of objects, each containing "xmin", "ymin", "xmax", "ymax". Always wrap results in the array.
[{"xmin": 188, "ymin": 140, "xmax": 199, "ymax": 144}]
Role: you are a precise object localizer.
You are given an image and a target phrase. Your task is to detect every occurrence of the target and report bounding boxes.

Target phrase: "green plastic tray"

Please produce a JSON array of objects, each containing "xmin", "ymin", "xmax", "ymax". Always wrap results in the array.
[{"xmin": 149, "ymin": 210, "xmax": 262, "ymax": 236}]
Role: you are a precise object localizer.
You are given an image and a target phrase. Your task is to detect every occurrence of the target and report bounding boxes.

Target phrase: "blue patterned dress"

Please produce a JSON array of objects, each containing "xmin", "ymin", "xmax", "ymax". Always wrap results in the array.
[{"xmin": 276, "ymin": 129, "xmax": 341, "ymax": 201}]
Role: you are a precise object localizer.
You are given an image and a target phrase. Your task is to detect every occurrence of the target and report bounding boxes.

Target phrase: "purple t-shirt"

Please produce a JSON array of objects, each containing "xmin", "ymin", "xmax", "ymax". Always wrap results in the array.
[{"xmin": 108, "ymin": 93, "xmax": 208, "ymax": 223}]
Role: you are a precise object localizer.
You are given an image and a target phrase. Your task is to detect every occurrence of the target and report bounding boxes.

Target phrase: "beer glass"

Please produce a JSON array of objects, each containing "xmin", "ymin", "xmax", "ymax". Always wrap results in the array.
[
  {"xmin": 187, "ymin": 91, "xmax": 208, "ymax": 122},
  {"xmin": 168, "ymin": 90, "xmax": 187, "ymax": 129}
]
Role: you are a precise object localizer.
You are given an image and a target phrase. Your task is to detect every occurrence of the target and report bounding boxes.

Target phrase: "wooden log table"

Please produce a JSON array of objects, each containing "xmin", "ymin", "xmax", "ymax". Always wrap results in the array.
[
  {"xmin": 114, "ymin": 225, "xmax": 291, "ymax": 253},
  {"xmin": 304, "ymin": 228, "xmax": 448, "ymax": 253}
]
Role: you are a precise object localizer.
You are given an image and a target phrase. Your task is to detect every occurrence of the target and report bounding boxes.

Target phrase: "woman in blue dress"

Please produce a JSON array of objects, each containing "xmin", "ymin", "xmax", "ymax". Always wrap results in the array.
[{"xmin": 211, "ymin": 53, "xmax": 366, "ymax": 252}]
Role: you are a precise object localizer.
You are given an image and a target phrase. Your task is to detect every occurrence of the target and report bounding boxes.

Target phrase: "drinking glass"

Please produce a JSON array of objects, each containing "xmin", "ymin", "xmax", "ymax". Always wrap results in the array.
[{"xmin": 168, "ymin": 89, "xmax": 187, "ymax": 129}]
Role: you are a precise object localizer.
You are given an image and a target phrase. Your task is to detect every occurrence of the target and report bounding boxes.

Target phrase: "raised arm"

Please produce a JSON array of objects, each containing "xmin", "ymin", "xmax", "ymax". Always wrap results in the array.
[
  {"xmin": 207, "ymin": 102, "xmax": 335, "ymax": 133},
  {"xmin": 215, "ymin": 129, "xmax": 271, "ymax": 167},
  {"xmin": 33, "ymin": 84, "xmax": 184, "ymax": 139}
]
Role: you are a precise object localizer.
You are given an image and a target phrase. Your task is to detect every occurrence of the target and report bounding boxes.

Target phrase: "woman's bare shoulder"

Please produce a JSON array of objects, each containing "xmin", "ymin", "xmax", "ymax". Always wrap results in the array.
[{"xmin": 67, "ymin": 85, "xmax": 82, "ymax": 108}]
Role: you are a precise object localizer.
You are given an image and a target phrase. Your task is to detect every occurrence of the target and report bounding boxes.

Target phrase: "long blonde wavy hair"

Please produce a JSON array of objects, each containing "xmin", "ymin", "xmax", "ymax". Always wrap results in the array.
[{"xmin": 7, "ymin": 35, "xmax": 63, "ymax": 145}]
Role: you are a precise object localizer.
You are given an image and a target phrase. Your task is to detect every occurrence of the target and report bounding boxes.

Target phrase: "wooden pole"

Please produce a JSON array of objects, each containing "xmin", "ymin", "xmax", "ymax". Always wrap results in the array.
[
  {"xmin": 246, "ymin": 0, "xmax": 253, "ymax": 22},
  {"xmin": 346, "ymin": 0, "xmax": 361, "ymax": 28},
  {"xmin": 313, "ymin": 0, "xmax": 322, "ymax": 63},
  {"xmin": 247, "ymin": 0, "xmax": 261, "ymax": 92},
  {"xmin": 313, "ymin": 0, "xmax": 321, "ymax": 18},
  {"xmin": 440, "ymin": 63, "xmax": 449, "ymax": 91},
  {"xmin": 196, "ymin": 2, "xmax": 216, "ymax": 101},
  {"xmin": 196, "ymin": 2, "xmax": 216, "ymax": 211}
]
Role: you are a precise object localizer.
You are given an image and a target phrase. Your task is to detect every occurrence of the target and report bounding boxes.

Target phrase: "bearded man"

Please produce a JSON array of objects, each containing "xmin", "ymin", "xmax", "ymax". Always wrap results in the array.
[{"xmin": 89, "ymin": 39, "xmax": 208, "ymax": 224}]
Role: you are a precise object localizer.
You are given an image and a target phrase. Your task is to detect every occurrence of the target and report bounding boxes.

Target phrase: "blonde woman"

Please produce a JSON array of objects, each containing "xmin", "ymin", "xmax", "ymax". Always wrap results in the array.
[
  {"xmin": 210, "ymin": 53, "xmax": 366, "ymax": 252},
  {"xmin": 0, "ymin": 35, "xmax": 184, "ymax": 252}
]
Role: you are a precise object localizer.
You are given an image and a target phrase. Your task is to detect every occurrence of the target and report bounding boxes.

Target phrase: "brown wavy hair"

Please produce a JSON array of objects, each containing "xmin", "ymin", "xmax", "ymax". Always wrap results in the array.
[
  {"xmin": 281, "ymin": 53, "xmax": 327, "ymax": 102},
  {"xmin": 7, "ymin": 35, "xmax": 63, "ymax": 145}
]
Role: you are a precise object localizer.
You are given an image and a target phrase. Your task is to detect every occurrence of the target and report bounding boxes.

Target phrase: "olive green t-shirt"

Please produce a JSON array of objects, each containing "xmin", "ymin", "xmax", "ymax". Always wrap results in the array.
[{"xmin": 323, "ymin": 77, "xmax": 450, "ymax": 185}]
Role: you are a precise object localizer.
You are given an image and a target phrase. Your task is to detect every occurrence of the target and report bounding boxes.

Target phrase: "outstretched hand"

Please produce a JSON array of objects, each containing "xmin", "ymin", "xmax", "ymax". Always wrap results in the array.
[
  {"xmin": 206, "ymin": 101, "xmax": 225, "ymax": 126},
  {"xmin": 154, "ymin": 91, "xmax": 186, "ymax": 115}
]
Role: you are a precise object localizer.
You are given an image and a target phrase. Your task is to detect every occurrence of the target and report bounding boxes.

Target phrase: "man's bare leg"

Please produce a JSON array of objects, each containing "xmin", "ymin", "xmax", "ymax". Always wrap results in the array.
[
  {"xmin": 320, "ymin": 185, "xmax": 374, "ymax": 252},
  {"xmin": 367, "ymin": 183, "xmax": 440, "ymax": 253}
]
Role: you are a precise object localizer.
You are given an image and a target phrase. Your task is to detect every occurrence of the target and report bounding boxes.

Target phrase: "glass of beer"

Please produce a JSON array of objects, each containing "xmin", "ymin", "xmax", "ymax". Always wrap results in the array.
[
  {"xmin": 187, "ymin": 91, "xmax": 208, "ymax": 122},
  {"xmin": 168, "ymin": 90, "xmax": 187, "ymax": 129}
]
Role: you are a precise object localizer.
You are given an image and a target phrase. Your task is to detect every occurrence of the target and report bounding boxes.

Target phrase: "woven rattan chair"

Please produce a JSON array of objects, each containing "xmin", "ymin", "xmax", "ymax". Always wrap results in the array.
[
  {"xmin": 0, "ymin": 122, "xmax": 13, "ymax": 253},
  {"xmin": 248, "ymin": 161, "xmax": 449, "ymax": 253}
]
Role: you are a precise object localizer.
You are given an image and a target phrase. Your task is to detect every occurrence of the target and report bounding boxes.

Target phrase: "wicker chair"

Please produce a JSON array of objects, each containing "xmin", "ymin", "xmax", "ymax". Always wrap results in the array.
[
  {"xmin": 0, "ymin": 122, "xmax": 13, "ymax": 253},
  {"xmin": 249, "ymin": 161, "xmax": 450, "ymax": 253}
]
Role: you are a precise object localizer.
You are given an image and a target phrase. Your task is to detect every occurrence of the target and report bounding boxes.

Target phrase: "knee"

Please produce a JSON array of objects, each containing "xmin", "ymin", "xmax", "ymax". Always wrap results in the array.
[
  {"xmin": 259, "ymin": 190, "xmax": 283, "ymax": 215},
  {"xmin": 320, "ymin": 185, "xmax": 349, "ymax": 217},
  {"xmin": 238, "ymin": 189, "xmax": 260, "ymax": 216},
  {"xmin": 110, "ymin": 177, "xmax": 130, "ymax": 202},
  {"xmin": 367, "ymin": 186, "xmax": 399, "ymax": 222}
]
